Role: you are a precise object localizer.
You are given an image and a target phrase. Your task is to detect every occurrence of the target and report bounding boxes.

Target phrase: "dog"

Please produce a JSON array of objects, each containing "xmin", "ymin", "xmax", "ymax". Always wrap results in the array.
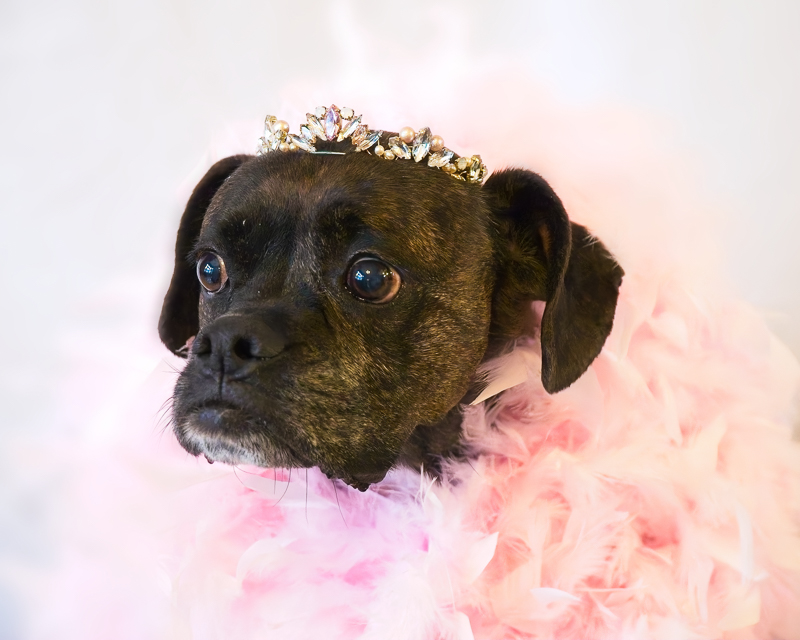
[{"xmin": 159, "ymin": 120, "xmax": 623, "ymax": 491}]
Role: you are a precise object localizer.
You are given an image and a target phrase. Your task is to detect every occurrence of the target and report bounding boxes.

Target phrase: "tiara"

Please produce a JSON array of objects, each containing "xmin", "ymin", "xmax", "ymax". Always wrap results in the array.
[{"xmin": 255, "ymin": 104, "xmax": 488, "ymax": 184}]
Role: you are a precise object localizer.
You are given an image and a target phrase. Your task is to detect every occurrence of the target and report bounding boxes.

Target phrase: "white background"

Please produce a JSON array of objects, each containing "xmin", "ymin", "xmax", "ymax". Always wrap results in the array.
[
  {"xmin": 2, "ymin": 0, "xmax": 799, "ymax": 438},
  {"xmin": 1, "ymin": 0, "xmax": 799, "ymax": 633}
]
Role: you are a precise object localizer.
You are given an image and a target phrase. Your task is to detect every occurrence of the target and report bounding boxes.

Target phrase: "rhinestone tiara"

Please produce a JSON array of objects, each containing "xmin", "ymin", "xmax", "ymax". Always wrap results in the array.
[{"xmin": 255, "ymin": 104, "xmax": 488, "ymax": 184}]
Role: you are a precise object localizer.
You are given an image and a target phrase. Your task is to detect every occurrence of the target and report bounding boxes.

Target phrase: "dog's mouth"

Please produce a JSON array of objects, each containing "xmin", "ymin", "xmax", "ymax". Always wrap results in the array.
[
  {"xmin": 175, "ymin": 399, "xmax": 395, "ymax": 491},
  {"xmin": 176, "ymin": 400, "xmax": 309, "ymax": 469},
  {"xmin": 190, "ymin": 400, "xmax": 242, "ymax": 434}
]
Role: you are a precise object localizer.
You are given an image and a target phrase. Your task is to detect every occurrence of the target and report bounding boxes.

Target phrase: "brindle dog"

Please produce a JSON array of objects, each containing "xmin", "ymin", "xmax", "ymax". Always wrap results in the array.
[{"xmin": 159, "ymin": 139, "xmax": 623, "ymax": 490}]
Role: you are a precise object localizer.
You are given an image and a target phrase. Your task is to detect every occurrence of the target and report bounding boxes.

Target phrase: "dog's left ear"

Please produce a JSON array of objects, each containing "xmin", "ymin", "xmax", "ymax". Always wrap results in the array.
[
  {"xmin": 159, "ymin": 155, "xmax": 251, "ymax": 356},
  {"xmin": 483, "ymin": 168, "xmax": 624, "ymax": 393}
]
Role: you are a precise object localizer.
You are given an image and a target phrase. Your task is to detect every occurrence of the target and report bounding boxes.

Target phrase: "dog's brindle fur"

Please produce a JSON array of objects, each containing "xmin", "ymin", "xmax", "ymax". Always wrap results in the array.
[{"xmin": 160, "ymin": 137, "xmax": 623, "ymax": 490}]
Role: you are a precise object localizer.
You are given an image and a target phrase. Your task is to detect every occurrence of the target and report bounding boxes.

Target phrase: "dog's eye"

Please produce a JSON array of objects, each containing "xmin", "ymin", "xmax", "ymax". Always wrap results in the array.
[
  {"xmin": 197, "ymin": 252, "xmax": 228, "ymax": 293},
  {"xmin": 346, "ymin": 257, "xmax": 401, "ymax": 303}
]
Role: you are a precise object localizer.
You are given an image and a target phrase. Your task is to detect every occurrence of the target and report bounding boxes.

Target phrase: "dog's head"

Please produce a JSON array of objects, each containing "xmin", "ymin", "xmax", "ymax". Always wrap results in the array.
[{"xmin": 160, "ymin": 144, "xmax": 622, "ymax": 489}]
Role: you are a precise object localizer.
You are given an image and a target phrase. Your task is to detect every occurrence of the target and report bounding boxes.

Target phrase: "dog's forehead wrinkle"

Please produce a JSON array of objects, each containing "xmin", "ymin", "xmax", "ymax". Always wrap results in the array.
[
  {"xmin": 248, "ymin": 152, "xmax": 480, "ymax": 251},
  {"xmin": 259, "ymin": 217, "xmax": 321, "ymax": 299}
]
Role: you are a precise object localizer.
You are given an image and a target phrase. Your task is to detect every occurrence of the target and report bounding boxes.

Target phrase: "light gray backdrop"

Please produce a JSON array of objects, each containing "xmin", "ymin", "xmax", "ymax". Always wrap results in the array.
[{"xmin": 1, "ymin": 1, "xmax": 798, "ymax": 632}]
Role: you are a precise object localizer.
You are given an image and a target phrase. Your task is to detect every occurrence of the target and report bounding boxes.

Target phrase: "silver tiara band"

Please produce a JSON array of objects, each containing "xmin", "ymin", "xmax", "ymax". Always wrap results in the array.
[{"xmin": 256, "ymin": 104, "xmax": 488, "ymax": 184}]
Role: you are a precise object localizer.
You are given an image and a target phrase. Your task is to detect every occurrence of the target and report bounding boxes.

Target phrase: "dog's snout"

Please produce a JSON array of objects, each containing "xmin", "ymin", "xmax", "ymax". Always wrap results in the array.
[
  {"xmin": 192, "ymin": 315, "xmax": 287, "ymax": 381},
  {"xmin": 232, "ymin": 335, "xmax": 260, "ymax": 360}
]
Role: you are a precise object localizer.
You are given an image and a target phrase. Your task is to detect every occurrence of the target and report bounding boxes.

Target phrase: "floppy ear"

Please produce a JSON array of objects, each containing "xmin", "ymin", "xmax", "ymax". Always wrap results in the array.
[
  {"xmin": 483, "ymin": 168, "xmax": 624, "ymax": 393},
  {"xmin": 158, "ymin": 155, "xmax": 251, "ymax": 356}
]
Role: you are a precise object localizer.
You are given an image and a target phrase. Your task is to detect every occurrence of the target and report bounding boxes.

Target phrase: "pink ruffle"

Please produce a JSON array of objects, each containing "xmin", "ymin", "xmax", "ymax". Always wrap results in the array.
[{"xmin": 42, "ymin": 270, "xmax": 797, "ymax": 639}]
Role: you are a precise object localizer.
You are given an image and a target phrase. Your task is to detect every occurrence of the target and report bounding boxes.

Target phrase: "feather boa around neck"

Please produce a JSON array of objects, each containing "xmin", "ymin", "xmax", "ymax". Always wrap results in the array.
[
  {"xmin": 35, "ymin": 268, "xmax": 800, "ymax": 640},
  {"xmin": 26, "ymin": 86, "xmax": 800, "ymax": 638}
]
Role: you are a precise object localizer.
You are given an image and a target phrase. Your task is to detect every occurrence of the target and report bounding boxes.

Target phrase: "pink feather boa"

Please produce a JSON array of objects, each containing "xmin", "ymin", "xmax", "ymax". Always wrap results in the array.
[
  {"xmin": 38, "ymin": 271, "xmax": 800, "ymax": 640},
  {"xmin": 29, "ymin": 91, "xmax": 800, "ymax": 638}
]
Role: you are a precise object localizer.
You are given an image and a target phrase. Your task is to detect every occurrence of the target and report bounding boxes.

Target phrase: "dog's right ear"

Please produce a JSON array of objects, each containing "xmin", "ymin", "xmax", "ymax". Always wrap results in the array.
[
  {"xmin": 484, "ymin": 168, "xmax": 624, "ymax": 393},
  {"xmin": 159, "ymin": 155, "xmax": 251, "ymax": 356}
]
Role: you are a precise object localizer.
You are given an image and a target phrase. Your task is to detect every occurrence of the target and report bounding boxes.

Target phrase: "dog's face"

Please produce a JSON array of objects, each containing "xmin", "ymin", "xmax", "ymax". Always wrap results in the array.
[{"xmin": 160, "ymin": 143, "xmax": 623, "ymax": 489}]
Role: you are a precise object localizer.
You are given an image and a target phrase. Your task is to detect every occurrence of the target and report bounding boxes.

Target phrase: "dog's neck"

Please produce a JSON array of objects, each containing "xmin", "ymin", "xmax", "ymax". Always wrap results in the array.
[{"xmin": 397, "ymin": 404, "xmax": 467, "ymax": 476}]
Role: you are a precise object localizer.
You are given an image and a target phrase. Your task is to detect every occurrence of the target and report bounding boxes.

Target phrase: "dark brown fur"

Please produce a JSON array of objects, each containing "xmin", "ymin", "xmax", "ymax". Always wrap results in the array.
[{"xmin": 160, "ymin": 139, "xmax": 623, "ymax": 490}]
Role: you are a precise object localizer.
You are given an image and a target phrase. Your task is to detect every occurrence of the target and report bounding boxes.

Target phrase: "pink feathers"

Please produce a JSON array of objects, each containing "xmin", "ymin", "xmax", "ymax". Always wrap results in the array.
[
  {"xmin": 31, "ymin": 262, "xmax": 800, "ymax": 640},
  {"xmin": 27, "ymin": 89, "xmax": 800, "ymax": 637},
  {"xmin": 65, "ymin": 270, "xmax": 794, "ymax": 640}
]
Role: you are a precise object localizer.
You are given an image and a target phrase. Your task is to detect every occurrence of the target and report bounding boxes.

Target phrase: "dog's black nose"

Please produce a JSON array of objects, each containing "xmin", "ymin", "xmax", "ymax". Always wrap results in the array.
[{"xmin": 192, "ymin": 315, "xmax": 287, "ymax": 381}]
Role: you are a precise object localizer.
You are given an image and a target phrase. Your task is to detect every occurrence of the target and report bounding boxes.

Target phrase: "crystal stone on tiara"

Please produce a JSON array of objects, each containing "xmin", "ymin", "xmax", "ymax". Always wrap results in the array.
[{"xmin": 256, "ymin": 104, "xmax": 487, "ymax": 184}]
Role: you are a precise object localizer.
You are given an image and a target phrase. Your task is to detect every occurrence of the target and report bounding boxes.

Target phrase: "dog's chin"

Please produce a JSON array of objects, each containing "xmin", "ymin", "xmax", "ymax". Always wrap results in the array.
[
  {"xmin": 175, "ymin": 404, "xmax": 299, "ymax": 469},
  {"xmin": 175, "ymin": 404, "xmax": 394, "ymax": 491}
]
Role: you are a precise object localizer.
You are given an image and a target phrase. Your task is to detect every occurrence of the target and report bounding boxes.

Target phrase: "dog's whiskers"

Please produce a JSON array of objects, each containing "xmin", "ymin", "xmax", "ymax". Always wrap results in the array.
[
  {"xmin": 154, "ymin": 397, "xmax": 175, "ymax": 439},
  {"xmin": 331, "ymin": 479, "xmax": 348, "ymax": 529},
  {"xmin": 272, "ymin": 467, "xmax": 292, "ymax": 507},
  {"xmin": 465, "ymin": 457, "xmax": 482, "ymax": 478},
  {"xmin": 232, "ymin": 465, "xmax": 245, "ymax": 488},
  {"xmin": 162, "ymin": 359, "xmax": 183, "ymax": 375}
]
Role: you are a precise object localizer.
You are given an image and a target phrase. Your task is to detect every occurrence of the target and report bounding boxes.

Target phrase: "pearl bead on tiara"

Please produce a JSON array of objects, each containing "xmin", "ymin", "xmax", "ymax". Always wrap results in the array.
[{"xmin": 256, "ymin": 104, "xmax": 487, "ymax": 184}]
